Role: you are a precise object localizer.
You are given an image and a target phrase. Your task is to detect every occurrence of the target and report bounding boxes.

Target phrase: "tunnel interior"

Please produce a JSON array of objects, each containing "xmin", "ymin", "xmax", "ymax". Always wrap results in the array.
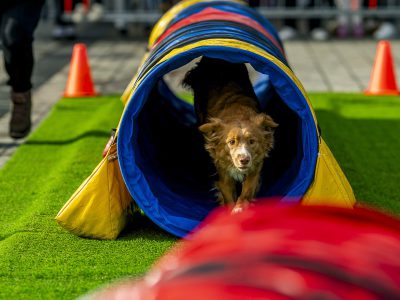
[{"xmin": 118, "ymin": 51, "xmax": 317, "ymax": 237}]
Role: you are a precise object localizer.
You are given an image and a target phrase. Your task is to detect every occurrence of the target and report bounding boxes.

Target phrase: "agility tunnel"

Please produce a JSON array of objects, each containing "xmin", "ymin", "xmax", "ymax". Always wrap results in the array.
[
  {"xmin": 57, "ymin": 0, "xmax": 355, "ymax": 239},
  {"xmin": 92, "ymin": 204, "xmax": 400, "ymax": 299}
]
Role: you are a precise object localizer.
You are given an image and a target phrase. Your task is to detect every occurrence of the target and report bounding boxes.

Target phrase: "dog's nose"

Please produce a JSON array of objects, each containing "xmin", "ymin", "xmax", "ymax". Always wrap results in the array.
[{"xmin": 239, "ymin": 157, "xmax": 250, "ymax": 165}]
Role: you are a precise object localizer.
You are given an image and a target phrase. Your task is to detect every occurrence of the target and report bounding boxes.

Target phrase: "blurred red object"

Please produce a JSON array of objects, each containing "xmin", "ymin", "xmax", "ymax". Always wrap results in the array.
[
  {"xmin": 368, "ymin": 0, "xmax": 377, "ymax": 9},
  {"xmin": 90, "ymin": 201, "xmax": 400, "ymax": 300},
  {"xmin": 64, "ymin": 0, "xmax": 89, "ymax": 12}
]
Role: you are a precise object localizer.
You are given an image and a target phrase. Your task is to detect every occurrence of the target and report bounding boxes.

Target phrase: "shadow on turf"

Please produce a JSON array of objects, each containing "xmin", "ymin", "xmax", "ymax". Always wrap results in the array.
[
  {"xmin": 25, "ymin": 130, "xmax": 110, "ymax": 145},
  {"xmin": 0, "ymin": 142, "xmax": 21, "ymax": 148},
  {"xmin": 118, "ymin": 213, "xmax": 177, "ymax": 241}
]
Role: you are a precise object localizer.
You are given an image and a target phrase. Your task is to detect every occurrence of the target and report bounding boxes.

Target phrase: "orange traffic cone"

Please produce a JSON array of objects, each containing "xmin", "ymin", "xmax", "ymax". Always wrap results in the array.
[
  {"xmin": 365, "ymin": 40, "xmax": 399, "ymax": 96},
  {"xmin": 64, "ymin": 43, "xmax": 99, "ymax": 97}
]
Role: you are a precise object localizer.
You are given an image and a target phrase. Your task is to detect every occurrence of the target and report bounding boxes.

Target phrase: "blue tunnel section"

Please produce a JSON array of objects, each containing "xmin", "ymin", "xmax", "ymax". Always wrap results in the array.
[{"xmin": 117, "ymin": 2, "xmax": 319, "ymax": 237}]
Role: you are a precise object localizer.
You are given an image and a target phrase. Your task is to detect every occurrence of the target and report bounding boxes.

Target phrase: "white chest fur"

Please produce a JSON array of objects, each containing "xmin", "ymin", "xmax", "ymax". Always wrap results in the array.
[{"xmin": 229, "ymin": 167, "xmax": 246, "ymax": 182}]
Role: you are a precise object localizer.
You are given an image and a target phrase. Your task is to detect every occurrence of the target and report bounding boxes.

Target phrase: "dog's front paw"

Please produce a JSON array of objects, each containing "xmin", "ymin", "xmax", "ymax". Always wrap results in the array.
[
  {"xmin": 231, "ymin": 200, "xmax": 255, "ymax": 214},
  {"xmin": 231, "ymin": 205, "xmax": 244, "ymax": 214},
  {"xmin": 216, "ymin": 191, "xmax": 225, "ymax": 206},
  {"xmin": 231, "ymin": 203, "xmax": 248, "ymax": 214}
]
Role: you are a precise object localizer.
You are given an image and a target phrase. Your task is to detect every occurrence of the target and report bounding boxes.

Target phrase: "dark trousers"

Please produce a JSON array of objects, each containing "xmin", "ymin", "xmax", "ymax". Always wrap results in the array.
[
  {"xmin": 285, "ymin": 0, "xmax": 334, "ymax": 30},
  {"xmin": 0, "ymin": 0, "xmax": 44, "ymax": 93},
  {"xmin": 54, "ymin": 0, "xmax": 103, "ymax": 26}
]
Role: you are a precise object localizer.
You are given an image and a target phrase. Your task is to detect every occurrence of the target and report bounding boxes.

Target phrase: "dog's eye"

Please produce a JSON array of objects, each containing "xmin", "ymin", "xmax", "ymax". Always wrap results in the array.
[
  {"xmin": 228, "ymin": 139, "xmax": 235, "ymax": 146},
  {"xmin": 249, "ymin": 139, "xmax": 255, "ymax": 145}
]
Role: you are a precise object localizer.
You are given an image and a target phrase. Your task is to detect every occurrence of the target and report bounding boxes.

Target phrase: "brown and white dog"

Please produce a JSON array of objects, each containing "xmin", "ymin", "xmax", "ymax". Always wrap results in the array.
[{"xmin": 183, "ymin": 57, "xmax": 278, "ymax": 213}]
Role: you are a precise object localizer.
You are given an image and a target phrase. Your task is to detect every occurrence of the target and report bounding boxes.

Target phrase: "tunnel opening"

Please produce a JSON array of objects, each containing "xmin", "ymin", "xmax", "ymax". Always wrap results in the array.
[{"xmin": 118, "ymin": 50, "xmax": 318, "ymax": 237}]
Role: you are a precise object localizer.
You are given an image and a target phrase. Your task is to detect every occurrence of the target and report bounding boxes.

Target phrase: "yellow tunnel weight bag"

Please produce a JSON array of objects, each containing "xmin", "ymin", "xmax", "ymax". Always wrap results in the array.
[
  {"xmin": 57, "ymin": 0, "xmax": 355, "ymax": 239},
  {"xmin": 56, "ymin": 142, "xmax": 132, "ymax": 240}
]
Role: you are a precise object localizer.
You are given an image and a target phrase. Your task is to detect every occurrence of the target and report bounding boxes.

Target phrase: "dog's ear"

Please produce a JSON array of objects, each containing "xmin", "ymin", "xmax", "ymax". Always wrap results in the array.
[
  {"xmin": 199, "ymin": 118, "xmax": 223, "ymax": 136},
  {"xmin": 182, "ymin": 68, "xmax": 195, "ymax": 89},
  {"xmin": 199, "ymin": 118, "xmax": 224, "ymax": 157},
  {"xmin": 253, "ymin": 113, "xmax": 278, "ymax": 157},
  {"xmin": 182, "ymin": 57, "xmax": 215, "ymax": 90},
  {"xmin": 182, "ymin": 62, "xmax": 202, "ymax": 90},
  {"xmin": 253, "ymin": 113, "xmax": 278, "ymax": 131}
]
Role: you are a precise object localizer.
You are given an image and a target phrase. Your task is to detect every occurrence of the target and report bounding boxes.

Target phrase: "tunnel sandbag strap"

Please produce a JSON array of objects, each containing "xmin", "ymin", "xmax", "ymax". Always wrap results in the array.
[
  {"xmin": 302, "ymin": 138, "xmax": 355, "ymax": 207},
  {"xmin": 102, "ymin": 128, "xmax": 117, "ymax": 158},
  {"xmin": 149, "ymin": 0, "xmax": 247, "ymax": 47},
  {"xmin": 55, "ymin": 143, "xmax": 132, "ymax": 240}
]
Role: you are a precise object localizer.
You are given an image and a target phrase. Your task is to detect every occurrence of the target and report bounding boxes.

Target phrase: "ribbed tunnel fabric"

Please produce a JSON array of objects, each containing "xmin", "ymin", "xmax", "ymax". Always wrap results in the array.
[{"xmin": 118, "ymin": 0, "xmax": 319, "ymax": 237}]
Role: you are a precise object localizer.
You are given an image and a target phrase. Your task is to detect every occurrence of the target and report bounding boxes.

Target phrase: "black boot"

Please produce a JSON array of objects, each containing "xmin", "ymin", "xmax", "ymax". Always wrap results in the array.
[{"xmin": 9, "ymin": 91, "xmax": 32, "ymax": 139}]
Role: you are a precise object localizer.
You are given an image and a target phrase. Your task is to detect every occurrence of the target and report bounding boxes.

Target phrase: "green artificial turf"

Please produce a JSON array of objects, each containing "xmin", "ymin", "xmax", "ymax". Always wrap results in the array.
[
  {"xmin": 310, "ymin": 93, "xmax": 400, "ymax": 215},
  {"xmin": 0, "ymin": 93, "xmax": 399, "ymax": 299},
  {"xmin": 0, "ymin": 97, "xmax": 176, "ymax": 300}
]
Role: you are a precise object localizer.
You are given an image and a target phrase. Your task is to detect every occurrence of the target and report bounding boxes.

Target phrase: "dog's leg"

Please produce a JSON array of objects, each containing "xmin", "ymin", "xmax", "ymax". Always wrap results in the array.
[
  {"xmin": 216, "ymin": 176, "xmax": 236, "ymax": 206},
  {"xmin": 216, "ymin": 191, "xmax": 225, "ymax": 206},
  {"xmin": 232, "ymin": 172, "xmax": 260, "ymax": 214}
]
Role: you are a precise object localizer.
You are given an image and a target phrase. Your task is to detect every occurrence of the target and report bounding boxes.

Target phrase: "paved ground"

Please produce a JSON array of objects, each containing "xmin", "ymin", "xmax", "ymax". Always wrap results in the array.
[
  {"xmin": 0, "ymin": 20, "xmax": 399, "ymax": 168},
  {"xmin": 285, "ymin": 40, "xmax": 400, "ymax": 92}
]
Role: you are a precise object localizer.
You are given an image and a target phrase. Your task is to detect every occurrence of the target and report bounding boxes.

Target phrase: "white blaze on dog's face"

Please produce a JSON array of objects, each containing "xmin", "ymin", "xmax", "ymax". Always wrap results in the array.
[
  {"xmin": 226, "ymin": 127, "xmax": 254, "ymax": 172},
  {"xmin": 199, "ymin": 114, "xmax": 278, "ymax": 175}
]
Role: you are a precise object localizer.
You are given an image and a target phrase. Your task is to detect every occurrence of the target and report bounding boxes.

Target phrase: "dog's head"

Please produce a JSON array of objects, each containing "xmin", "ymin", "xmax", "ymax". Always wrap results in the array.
[{"xmin": 199, "ymin": 113, "xmax": 278, "ymax": 172}]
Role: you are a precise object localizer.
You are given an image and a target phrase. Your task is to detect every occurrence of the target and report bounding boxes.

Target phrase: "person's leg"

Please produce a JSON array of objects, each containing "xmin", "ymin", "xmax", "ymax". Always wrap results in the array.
[
  {"xmin": 373, "ymin": 0, "xmax": 397, "ymax": 39},
  {"xmin": 72, "ymin": 0, "xmax": 86, "ymax": 23},
  {"xmin": 1, "ymin": 0, "xmax": 44, "ymax": 138},
  {"xmin": 248, "ymin": 0, "xmax": 260, "ymax": 7},
  {"xmin": 279, "ymin": 0, "xmax": 299, "ymax": 41},
  {"xmin": 52, "ymin": 0, "xmax": 76, "ymax": 39},
  {"xmin": 335, "ymin": 0, "xmax": 351, "ymax": 37},
  {"xmin": 284, "ymin": 0, "xmax": 297, "ymax": 29},
  {"xmin": 87, "ymin": 0, "xmax": 104, "ymax": 22},
  {"xmin": 309, "ymin": 0, "xmax": 330, "ymax": 40}
]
